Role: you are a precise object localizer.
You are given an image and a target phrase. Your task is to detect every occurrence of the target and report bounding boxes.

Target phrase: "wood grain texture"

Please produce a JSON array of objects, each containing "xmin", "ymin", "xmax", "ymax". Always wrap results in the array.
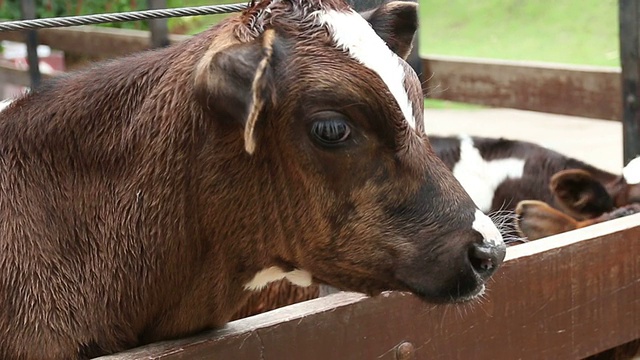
[{"xmin": 97, "ymin": 214, "xmax": 640, "ymax": 360}]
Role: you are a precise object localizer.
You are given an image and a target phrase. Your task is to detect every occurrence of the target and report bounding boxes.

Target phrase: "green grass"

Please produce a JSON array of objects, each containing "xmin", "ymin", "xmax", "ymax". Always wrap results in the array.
[
  {"xmin": 167, "ymin": 0, "xmax": 239, "ymax": 34},
  {"xmin": 170, "ymin": 1, "xmax": 620, "ymax": 109},
  {"xmin": 419, "ymin": 0, "xmax": 619, "ymax": 67},
  {"xmin": 175, "ymin": 1, "xmax": 620, "ymax": 67},
  {"xmin": 425, "ymin": 99, "xmax": 485, "ymax": 110}
]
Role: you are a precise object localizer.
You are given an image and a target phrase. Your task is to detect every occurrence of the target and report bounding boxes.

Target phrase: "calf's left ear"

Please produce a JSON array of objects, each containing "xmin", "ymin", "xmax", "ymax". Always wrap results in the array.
[
  {"xmin": 550, "ymin": 169, "xmax": 614, "ymax": 220},
  {"xmin": 361, "ymin": 1, "xmax": 418, "ymax": 60},
  {"xmin": 194, "ymin": 29, "xmax": 280, "ymax": 154}
]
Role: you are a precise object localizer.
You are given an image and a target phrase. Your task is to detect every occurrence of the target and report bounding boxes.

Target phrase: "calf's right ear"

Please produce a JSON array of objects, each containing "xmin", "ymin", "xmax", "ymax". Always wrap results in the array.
[
  {"xmin": 550, "ymin": 169, "xmax": 614, "ymax": 220},
  {"xmin": 361, "ymin": 1, "xmax": 418, "ymax": 60},
  {"xmin": 194, "ymin": 29, "xmax": 280, "ymax": 155}
]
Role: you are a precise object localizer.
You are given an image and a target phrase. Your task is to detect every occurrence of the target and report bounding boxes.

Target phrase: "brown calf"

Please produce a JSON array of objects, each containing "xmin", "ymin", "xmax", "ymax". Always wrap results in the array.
[{"xmin": 0, "ymin": 1, "xmax": 505, "ymax": 358}]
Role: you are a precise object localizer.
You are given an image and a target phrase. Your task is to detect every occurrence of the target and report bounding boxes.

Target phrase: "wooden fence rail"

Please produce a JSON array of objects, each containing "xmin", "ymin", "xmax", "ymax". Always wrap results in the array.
[
  {"xmin": 96, "ymin": 214, "xmax": 640, "ymax": 360},
  {"xmin": 0, "ymin": 26, "xmax": 625, "ymax": 122},
  {"xmin": 0, "ymin": 25, "xmax": 189, "ymax": 58},
  {"xmin": 423, "ymin": 55, "xmax": 622, "ymax": 121}
]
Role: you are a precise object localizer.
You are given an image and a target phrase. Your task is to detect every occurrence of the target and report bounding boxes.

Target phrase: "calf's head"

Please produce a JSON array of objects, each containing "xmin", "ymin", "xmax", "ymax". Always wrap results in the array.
[{"xmin": 196, "ymin": 0, "xmax": 505, "ymax": 303}]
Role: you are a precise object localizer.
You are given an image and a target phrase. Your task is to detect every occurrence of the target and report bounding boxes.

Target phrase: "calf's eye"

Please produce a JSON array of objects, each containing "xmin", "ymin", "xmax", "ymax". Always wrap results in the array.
[{"xmin": 310, "ymin": 112, "xmax": 351, "ymax": 146}]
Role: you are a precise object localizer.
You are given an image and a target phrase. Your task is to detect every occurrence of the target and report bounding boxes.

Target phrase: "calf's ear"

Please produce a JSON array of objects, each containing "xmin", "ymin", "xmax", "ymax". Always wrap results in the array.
[
  {"xmin": 515, "ymin": 200, "xmax": 578, "ymax": 241},
  {"xmin": 550, "ymin": 169, "xmax": 614, "ymax": 220},
  {"xmin": 361, "ymin": 1, "xmax": 418, "ymax": 60},
  {"xmin": 194, "ymin": 29, "xmax": 280, "ymax": 155}
]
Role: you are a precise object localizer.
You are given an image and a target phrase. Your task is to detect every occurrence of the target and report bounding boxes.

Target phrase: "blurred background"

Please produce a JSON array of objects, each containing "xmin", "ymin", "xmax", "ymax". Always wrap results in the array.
[
  {"xmin": 0, "ymin": 0, "xmax": 627, "ymax": 170},
  {"xmin": 0, "ymin": 0, "xmax": 620, "ymax": 66},
  {"xmin": 420, "ymin": 0, "xmax": 618, "ymax": 67}
]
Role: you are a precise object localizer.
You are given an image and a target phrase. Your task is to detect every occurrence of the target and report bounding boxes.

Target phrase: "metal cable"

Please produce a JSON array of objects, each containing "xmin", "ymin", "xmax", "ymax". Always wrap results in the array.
[{"xmin": 0, "ymin": 3, "xmax": 248, "ymax": 32}]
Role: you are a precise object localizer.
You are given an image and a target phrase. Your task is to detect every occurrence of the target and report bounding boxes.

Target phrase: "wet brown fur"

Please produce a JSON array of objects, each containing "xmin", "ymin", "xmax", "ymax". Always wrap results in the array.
[{"xmin": 0, "ymin": 1, "xmax": 501, "ymax": 359}]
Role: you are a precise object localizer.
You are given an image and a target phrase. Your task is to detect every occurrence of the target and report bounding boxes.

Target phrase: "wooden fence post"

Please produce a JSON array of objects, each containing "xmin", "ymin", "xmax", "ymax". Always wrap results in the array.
[
  {"xmin": 20, "ymin": 0, "xmax": 41, "ymax": 89},
  {"xmin": 147, "ymin": 0, "xmax": 169, "ymax": 48},
  {"xmin": 619, "ymin": 0, "xmax": 640, "ymax": 164}
]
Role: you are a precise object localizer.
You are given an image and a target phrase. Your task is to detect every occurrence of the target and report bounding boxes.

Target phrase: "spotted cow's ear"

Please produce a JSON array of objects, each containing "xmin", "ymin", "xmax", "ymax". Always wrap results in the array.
[
  {"xmin": 550, "ymin": 169, "xmax": 614, "ymax": 220},
  {"xmin": 361, "ymin": 1, "xmax": 418, "ymax": 60},
  {"xmin": 194, "ymin": 29, "xmax": 280, "ymax": 154}
]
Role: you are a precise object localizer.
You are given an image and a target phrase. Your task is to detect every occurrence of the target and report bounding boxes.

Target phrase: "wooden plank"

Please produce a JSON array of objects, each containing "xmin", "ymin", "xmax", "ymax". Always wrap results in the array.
[
  {"xmin": 423, "ymin": 55, "xmax": 622, "ymax": 121},
  {"xmin": 619, "ymin": 0, "xmax": 640, "ymax": 164},
  {"xmin": 0, "ymin": 27, "xmax": 624, "ymax": 123},
  {"xmin": 0, "ymin": 26, "xmax": 189, "ymax": 58},
  {"xmin": 0, "ymin": 29, "xmax": 621, "ymax": 123},
  {"xmin": 96, "ymin": 213, "xmax": 640, "ymax": 360}
]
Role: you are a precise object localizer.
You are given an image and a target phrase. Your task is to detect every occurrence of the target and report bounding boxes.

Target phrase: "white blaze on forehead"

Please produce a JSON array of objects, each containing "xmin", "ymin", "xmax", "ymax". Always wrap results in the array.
[
  {"xmin": 243, "ymin": 266, "xmax": 313, "ymax": 291},
  {"xmin": 452, "ymin": 135, "xmax": 525, "ymax": 213},
  {"xmin": 316, "ymin": 9, "xmax": 416, "ymax": 130},
  {"xmin": 472, "ymin": 209, "xmax": 504, "ymax": 246},
  {"xmin": 623, "ymin": 156, "xmax": 640, "ymax": 184}
]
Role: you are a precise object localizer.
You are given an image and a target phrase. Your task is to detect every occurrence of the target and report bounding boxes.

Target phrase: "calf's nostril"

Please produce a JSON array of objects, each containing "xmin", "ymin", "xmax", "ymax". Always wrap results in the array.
[
  {"xmin": 475, "ymin": 257, "xmax": 494, "ymax": 272},
  {"xmin": 469, "ymin": 242, "xmax": 507, "ymax": 278}
]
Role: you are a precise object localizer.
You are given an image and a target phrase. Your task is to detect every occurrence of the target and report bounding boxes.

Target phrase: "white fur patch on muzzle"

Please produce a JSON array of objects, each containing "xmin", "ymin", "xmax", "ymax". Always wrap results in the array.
[{"xmin": 472, "ymin": 209, "xmax": 504, "ymax": 247}]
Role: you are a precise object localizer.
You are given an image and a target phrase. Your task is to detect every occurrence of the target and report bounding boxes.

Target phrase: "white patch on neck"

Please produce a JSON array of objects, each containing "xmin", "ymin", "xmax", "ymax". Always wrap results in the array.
[
  {"xmin": 452, "ymin": 135, "xmax": 526, "ymax": 213},
  {"xmin": 623, "ymin": 156, "xmax": 640, "ymax": 184},
  {"xmin": 243, "ymin": 266, "xmax": 313, "ymax": 291},
  {"xmin": 316, "ymin": 9, "xmax": 415, "ymax": 130},
  {"xmin": 472, "ymin": 209, "xmax": 504, "ymax": 246}
]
